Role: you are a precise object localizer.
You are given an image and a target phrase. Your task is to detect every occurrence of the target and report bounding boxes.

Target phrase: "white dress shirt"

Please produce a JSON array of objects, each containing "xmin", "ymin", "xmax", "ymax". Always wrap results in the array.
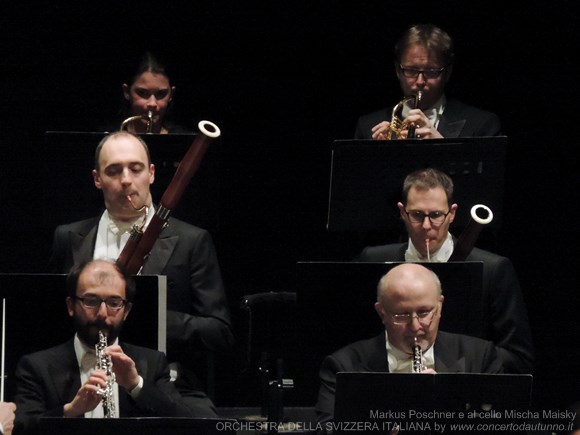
[
  {"xmin": 385, "ymin": 331, "xmax": 435, "ymax": 373},
  {"xmin": 93, "ymin": 205, "xmax": 155, "ymax": 261},
  {"xmin": 401, "ymin": 94, "xmax": 446, "ymax": 130},
  {"xmin": 404, "ymin": 232, "xmax": 455, "ymax": 263},
  {"xmin": 74, "ymin": 334, "xmax": 120, "ymax": 418}
]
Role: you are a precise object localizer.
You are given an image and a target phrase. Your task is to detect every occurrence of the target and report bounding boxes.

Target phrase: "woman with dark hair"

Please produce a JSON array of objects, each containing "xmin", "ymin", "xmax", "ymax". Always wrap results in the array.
[{"xmin": 116, "ymin": 52, "xmax": 190, "ymax": 134}]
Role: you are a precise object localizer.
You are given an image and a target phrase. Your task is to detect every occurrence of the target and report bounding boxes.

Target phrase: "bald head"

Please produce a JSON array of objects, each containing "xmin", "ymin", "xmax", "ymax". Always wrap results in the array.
[
  {"xmin": 374, "ymin": 263, "xmax": 444, "ymax": 354},
  {"xmin": 377, "ymin": 263, "xmax": 441, "ymax": 305}
]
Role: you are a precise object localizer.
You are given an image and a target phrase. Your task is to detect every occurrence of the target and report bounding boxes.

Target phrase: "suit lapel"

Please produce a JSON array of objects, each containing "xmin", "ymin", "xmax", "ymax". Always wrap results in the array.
[
  {"xmin": 365, "ymin": 334, "xmax": 390, "ymax": 372},
  {"xmin": 438, "ymin": 100, "xmax": 466, "ymax": 138},
  {"xmin": 140, "ymin": 226, "xmax": 178, "ymax": 274},
  {"xmin": 434, "ymin": 334, "xmax": 465, "ymax": 373},
  {"xmin": 70, "ymin": 220, "xmax": 99, "ymax": 264},
  {"xmin": 48, "ymin": 341, "xmax": 82, "ymax": 405},
  {"xmin": 438, "ymin": 117, "xmax": 466, "ymax": 138}
]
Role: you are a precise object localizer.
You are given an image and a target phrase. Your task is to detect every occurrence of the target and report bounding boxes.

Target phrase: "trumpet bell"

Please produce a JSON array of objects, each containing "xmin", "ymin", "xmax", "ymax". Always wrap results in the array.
[{"xmin": 120, "ymin": 110, "xmax": 154, "ymax": 133}]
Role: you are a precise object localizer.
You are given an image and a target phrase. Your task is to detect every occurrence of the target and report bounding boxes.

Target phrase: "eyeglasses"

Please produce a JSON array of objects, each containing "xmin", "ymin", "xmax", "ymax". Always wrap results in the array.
[
  {"xmin": 405, "ymin": 209, "xmax": 450, "ymax": 225},
  {"xmin": 74, "ymin": 296, "xmax": 127, "ymax": 311},
  {"xmin": 389, "ymin": 306, "xmax": 438, "ymax": 326},
  {"xmin": 399, "ymin": 65, "xmax": 447, "ymax": 79}
]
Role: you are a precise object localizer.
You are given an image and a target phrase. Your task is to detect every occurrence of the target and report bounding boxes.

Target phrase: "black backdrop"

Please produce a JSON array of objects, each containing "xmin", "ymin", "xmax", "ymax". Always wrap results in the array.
[{"xmin": 1, "ymin": 1, "xmax": 578, "ymax": 411}]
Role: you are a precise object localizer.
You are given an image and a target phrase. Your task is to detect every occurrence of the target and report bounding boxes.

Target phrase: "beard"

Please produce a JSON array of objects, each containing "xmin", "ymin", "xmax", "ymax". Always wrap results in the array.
[{"xmin": 73, "ymin": 317, "xmax": 123, "ymax": 347}]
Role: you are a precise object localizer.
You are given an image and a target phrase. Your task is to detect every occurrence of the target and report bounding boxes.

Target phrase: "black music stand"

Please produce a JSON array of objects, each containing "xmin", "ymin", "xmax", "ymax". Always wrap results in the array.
[
  {"xmin": 40, "ymin": 417, "xmax": 237, "ymax": 435},
  {"xmin": 294, "ymin": 261, "xmax": 483, "ymax": 405},
  {"xmin": 42, "ymin": 131, "xmax": 220, "ymax": 233},
  {"xmin": 326, "ymin": 137, "xmax": 508, "ymax": 233},
  {"xmin": 0, "ymin": 273, "xmax": 166, "ymax": 401},
  {"xmin": 334, "ymin": 372, "xmax": 533, "ymax": 435}
]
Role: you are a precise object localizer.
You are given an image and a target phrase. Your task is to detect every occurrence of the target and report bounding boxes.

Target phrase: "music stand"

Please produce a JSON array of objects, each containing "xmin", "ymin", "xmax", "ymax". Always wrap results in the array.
[
  {"xmin": 40, "ymin": 417, "xmax": 237, "ymax": 435},
  {"xmin": 326, "ymin": 137, "xmax": 508, "ymax": 233},
  {"xmin": 334, "ymin": 372, "xmax": 533, "ymax": 435},
  {"xmin": 0, "ymin": 273, "xmax": 166, "ymax": 401},
  {"xmin": 294, "ymin": 261, "xmax": 484, "ymax": 405},
  {"xmin": 42, "ymin": 131, "xmax": 220, "ymax": 232}
]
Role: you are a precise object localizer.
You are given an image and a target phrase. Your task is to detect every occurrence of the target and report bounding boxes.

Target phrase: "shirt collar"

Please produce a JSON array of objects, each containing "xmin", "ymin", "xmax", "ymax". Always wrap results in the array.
[
  {"xmin": 384, "ymin": 330, "xmax": 435, "ymax": 372},
  {"xmin": 102, "ymin": 206, "xmax": 155, "ymax": 236},
  {"xmin": 401, "ymin": 94, "xmax": 446, "ymax": 129},
  {"xmin": 73, "ymin": 333, "xmax": 120, "ymax": 368},
  {"xmin": 405, "ymin": 232, "xmax": 454, "ymax": 263}
]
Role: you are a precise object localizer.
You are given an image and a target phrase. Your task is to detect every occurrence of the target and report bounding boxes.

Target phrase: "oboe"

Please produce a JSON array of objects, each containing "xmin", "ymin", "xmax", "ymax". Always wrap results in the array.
[
  {"xmin": 412, "ymin": 337, "xmax": 426, "ymax": 373},
  {"xmin": 95, "ymin": 331, "xmax": 116, "ymax": 418}
]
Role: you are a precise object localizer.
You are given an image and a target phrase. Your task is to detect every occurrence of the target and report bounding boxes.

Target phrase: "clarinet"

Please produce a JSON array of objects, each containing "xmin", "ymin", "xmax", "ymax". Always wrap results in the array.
[
  {"xmin": 95, "ymin": 331, "xmax": 116, "ymax": 418},
  {"xmin": 412, "ymin": 337, "xmax": 426, "ymax": 373}
]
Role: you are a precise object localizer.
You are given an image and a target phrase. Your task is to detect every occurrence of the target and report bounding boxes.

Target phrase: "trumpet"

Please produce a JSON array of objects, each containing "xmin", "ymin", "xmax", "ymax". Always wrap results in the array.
[
  {"xmin": 119, "ymin": 110, "xmax": 153, "ymax": 133},
  {"xmin": 381, "ymin": 91, "xmax": 422, "ymax": 140}
]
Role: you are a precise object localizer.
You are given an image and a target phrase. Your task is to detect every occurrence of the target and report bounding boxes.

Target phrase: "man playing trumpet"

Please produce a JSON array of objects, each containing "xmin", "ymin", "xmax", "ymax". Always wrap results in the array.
[{"xmin": 354, "ymin": 24, "xmax": 501, "ymax": 140}]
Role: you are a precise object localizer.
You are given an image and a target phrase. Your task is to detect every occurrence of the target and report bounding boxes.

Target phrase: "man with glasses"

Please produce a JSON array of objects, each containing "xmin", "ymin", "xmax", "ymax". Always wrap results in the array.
[
  {"xmin": 13, "ymin": 259, "xmax": 215, "ymax": 434},
  {"xmin": 354, "ymin": 23, "xmax": 501, "ymax": 140},
  {"xmin": 316, "ymin": 263, "xmax": 503, "ymax": 427},
  {"xmin": 356, "ymin": 168, "xmax": 534, "ymax": 374}
]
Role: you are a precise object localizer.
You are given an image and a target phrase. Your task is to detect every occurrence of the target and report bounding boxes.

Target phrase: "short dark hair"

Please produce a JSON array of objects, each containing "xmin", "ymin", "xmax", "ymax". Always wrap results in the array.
[
  {"xmin": 402, "ymin": 168, "xmax": 454, "ymax": 206},
  {"xmin": 94, "ymin": 131, "xmax": 151, "ymax": 171},
  {"xmin": 66, "ymin": 259, "xmax": 136, "ymax": 302},
  {"xmin": 394, "ymin": 24, "xmax": 455, "ymax": 66}
]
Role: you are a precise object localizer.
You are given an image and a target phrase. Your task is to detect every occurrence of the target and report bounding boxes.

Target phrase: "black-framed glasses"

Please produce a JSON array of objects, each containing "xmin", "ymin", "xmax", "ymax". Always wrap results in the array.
[
  {"xmin": 389, "ymin": 306, "xmax": 439, "ymax": 326},
  {"xmin": 405, "ymin": 209, "xmax": 450, "ymax": 225},
  {"xmin": 74, "ymin": 296, "xmax": 127, "ymax": 311},
  {"xmin": 399, "ymin": 64, "xmax": 447, "ymax": 79}
]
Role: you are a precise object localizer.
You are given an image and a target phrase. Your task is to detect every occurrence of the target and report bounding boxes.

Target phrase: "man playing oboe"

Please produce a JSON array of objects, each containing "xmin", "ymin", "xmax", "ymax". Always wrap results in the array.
[
  {"xmin": 356, "ymin": 168, "xmax": 533, "ymax": 374},
  {"xmin": 316, "ymin": 263, "xmax": 503, "ymax": 428},
  {"xmin": 13, "ymin": 259, "xmax": 214, "ymax": 434}
]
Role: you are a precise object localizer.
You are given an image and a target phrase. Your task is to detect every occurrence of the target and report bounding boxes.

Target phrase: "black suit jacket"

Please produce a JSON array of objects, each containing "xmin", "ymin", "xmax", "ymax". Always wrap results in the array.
[
  {"xmin": 357, "ymin": 243, "xmax": 534, "ymax": 374},
  {"xmin": 48, "ymin": 215, "xmax": 234, "ymax": 388},
  {"xmin": 13, "ymin": 339, "xmax": 215, "ymax": 434},
  {"xmin": 316, "ymin": 331, "xmax": 503, "ymax": 426},
  {"xmin": 354, "ymin": 98, "xmax": 501, "ymax": 139}
]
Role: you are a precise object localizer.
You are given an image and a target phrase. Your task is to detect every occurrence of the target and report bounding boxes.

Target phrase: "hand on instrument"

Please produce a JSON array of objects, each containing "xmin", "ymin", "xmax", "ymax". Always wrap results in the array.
[
  {"xmin": 106, "ymin": 344, "xmax": 140, "ymax": 391},
  {"xmin": 63, "ymin": 369, "xmax": 108, "ymax": 417},
  {"xmin": 402, "ymin": 109, "xmax": 443, "ymax": 139},
  {"xmin": 371, "ymin": 121, "xmax": 393, "ymax": 140}
]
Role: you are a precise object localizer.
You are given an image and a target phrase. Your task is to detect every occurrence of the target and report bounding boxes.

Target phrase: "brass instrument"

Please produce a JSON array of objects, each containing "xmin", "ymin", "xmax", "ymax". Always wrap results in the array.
[
  {"xmin": 119, "ymin": 110, "xmax": 153, "ymax": 133},
  {"xmin": 449, "ymin": 204, "xmax": 494, "ymax": 261},
  {"xmin": 95, "ymin": 331, "xmax": 116, "ymax": 418},
  {"xmin": 382, "ymin": 91, "xmax": 422, "ymax": 140},
  {"xmin": 412, "ymin": 337, "xmax": 425, "ymax": 373}
]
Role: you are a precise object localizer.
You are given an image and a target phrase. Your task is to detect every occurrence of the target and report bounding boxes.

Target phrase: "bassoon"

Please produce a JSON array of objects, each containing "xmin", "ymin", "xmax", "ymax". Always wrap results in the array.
[
  {"xmin": 117, "ymin": 120, "xmax": 221, "ymax": 274},
  {"xmin": 448, "ymin": 204, "xmax": 493, "ymax": 262}
]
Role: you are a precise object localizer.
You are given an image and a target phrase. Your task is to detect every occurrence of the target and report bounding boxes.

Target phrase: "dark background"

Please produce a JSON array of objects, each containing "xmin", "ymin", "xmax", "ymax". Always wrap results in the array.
[{"xmin": 1, "ymin": 0, "xmax": 578, "ymax": 413}]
